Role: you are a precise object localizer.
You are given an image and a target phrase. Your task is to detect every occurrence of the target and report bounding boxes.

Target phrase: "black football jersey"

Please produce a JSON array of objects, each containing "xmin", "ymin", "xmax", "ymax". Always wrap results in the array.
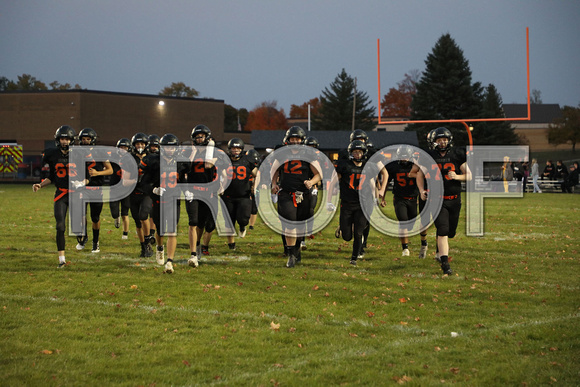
[
  {"xmin": 336, "ymin": 158, "xmax": 367, "ymax": 203},
  {"xmin": 140, "ymin": 154, "xmax": 186, "ymax": 196},
  {"xmin": 42, "ymin": 147, "xmax": 76, "ymax": 190},
  {"xmin": 386, "ymin": 161, "xmax": 418, "ymax": 198},
  {"xmin": 279, "ymin": 159, "xmax": 311, "ymax": 192},
  {"xmin": 82, "ymin": 149, "xmax": 107, "ymax": 187},
  {"xmin": 427, "ymin": 147, "xmax": 467, "ymax": 196},
  {"xmin": 224, "ymin": 157, "xmax": 255, "ymax": 198}
]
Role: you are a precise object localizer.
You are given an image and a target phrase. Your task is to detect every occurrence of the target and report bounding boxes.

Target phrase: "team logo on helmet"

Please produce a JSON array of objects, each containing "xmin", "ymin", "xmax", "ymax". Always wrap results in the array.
[
  {"xmin": 348, "ymin": 140, "xmax": 368, "ymax": 161},
  {"xmin": 283, "ymin": 126, "xmax": 306, "ymax": 145},
  {"xmin": 191, "ymin": 125, "xmax": 212, "ymax": 145},
  {"xmin": 350, "ymin": 129, "xmax": 368, "ymax": 143},
  {"xmin": 54, "ymin": 125, "xmax": 76, "ymax": 150},
  {"xmin": 79, "ymin": 127, "xmax": 97, "ymax": 146}
]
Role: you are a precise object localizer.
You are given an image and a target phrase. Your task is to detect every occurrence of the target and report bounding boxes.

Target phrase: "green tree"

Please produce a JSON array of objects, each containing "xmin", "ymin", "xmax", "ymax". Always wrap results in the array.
[
  {"xmin": 3, "ymin": 74, "xmax": 48, "ymax": 91},
  {"xmin": 158, "ymin": 82, "xmax": 199, "ymax": 98},
  {"xmin": 0, "ymin": 76, "xmax": 10, "ymax": 91},
  {"xmin": 407, "ymin": 34, "xmax": 483, "ymax": 148},
  {"xmin": 313, "ymin": 69, "xmax": 375, "ymax": 131},
  {"xmin": 224, "ymin": 104, "xmax": 249, "ymax": 132},
  {"xmin": 49, "ymin": 81, "xmax": 83, "ymax": 90},
  {"xmin": 472, "ymin": 84, "xmax": 519, "ymax": 145},
  {"xmin": 548, "ymin": 105, "xmax": 580, "ymax": 153}
]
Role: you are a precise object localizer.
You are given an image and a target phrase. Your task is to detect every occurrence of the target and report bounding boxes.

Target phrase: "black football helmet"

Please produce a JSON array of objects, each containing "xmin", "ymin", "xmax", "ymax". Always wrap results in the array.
[
  {"xmin": 245, "ymin": 149, "xmax": 261, "ymax": 168},
  {"xmin": 160, "ymin": 133, "xmax": 179, "ymax": 146},
  {"xmin": 348, "ymin": 140, "xmax": 368, "ymax": 161},
  {"xmin": 396, "ymin": 145, "xmax": 414, "ymax": 165},
  {"xmin": 116, "ymin": 138, "xmax": 131, "ymax": 150},
  {"xmin": 366, "ymin": 140, "xmax": 374, "ymax": 151},
  {"xmin": 350, "ymin": 129, "xmax": 368, "ymax": 143},
  {"xmin": 54, "ymin": 125, "xmax": 76, "ymax": 150},
  {"xmin": 227, "ymin": 138, "xmax": 245, "ymax": 158},
  {"xmin": 283, "ymin": 126, "xmax": 306, "ymax": 145},
  {"xmin": 79, "ymin": 127, "xmax": 97, "ymax": 145},
  {"xmin": 131, "ymin": 132, "xmax": 149, "ymax": 154},
  {"xmin": 305, "ymin": 136, "xmax": 319, "ymax": 149},
  {"xmin": 148, "ymin": 134, "xmax": 160, "ymax": 153},
  {"xmin": 191, "ymin": 125, "xmax": 212, "ymax": 145},
  {"xmin": 429, "ymin": 127, "xmax": 453, "ymax": 152}
]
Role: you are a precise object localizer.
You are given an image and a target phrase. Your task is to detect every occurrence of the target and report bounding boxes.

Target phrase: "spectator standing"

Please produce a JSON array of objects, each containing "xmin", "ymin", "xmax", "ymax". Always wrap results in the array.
[
  {"xmin": 531, "ymin": 158, "xmax": 541, "ymax": 193},
  {"xmin": 561, "ymin": 161, "xmax": 579, "ymax": 193}
]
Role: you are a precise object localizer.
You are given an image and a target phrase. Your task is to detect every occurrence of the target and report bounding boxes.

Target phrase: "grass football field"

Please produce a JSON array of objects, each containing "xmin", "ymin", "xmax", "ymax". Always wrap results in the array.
[{"xmin": 0, "ymin": 184, "xmax": 579, "ymax": 386}]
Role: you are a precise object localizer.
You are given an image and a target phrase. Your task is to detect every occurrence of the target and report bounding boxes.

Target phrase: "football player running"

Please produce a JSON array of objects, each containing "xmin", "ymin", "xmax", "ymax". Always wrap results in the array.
[
  {"xmin": 415, "ymin": 127, "xmax": 471, "ymax": 275},
  {"xmin": 33, "ymin": 126, "xmax": 77, "ymax": 268}
]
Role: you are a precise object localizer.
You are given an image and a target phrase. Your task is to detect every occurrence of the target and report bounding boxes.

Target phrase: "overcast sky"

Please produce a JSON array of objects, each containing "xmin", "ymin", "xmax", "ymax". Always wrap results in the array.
[{"xmin": 2, "ymin": 0, "xmax": 579, "ymax": 116}]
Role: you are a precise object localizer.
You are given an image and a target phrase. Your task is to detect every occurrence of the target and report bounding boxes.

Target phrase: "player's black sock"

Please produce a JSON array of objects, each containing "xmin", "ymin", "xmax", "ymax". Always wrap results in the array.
[
  {"xmin": 157, "ymin": 245, "xmax": 164, "ymax": 252},
  {"xmin": 123, "ymin": 231, "xmax": 128, "ymax": 236},
  {"xmin": 93, "ymin": 228, "xmax": 100, "ymax": 243},
  {"xmin": 421, "ymin": 239, "xmax": 428, "ymax": 246},
  {"xmin": 402, "ymin": 243, "xmax": 409, "ymax": 250},
  {"xmin": 440, "ymin": 255, "xmax": 448, "ymax": 263}
]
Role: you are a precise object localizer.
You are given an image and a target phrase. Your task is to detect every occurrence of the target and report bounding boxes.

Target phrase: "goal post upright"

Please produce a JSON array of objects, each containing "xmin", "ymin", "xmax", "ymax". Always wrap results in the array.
[{"xmin": 377, "ymin": 27, "xmax": 532, "ymax": 147}]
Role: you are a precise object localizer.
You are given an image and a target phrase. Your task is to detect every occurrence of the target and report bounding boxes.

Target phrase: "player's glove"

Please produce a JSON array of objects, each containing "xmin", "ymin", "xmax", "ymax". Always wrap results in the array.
[
  {"xmin": 326, "ymin": 202, "xmax": 336, "ymax": 212},
  {"xmin": 184, "ymin": 190, "xmax": 194, "ymax": 202},
  {"xmin": 72, "ymin": 180, "xmax": 86, "ymax": 189},
  {"xmin": 311, "ymin": 187, "xmax": 318, "ymax": 196},
  {"xmin": 153, "ymin": 187, "xmax": 166, "ymax": 196},
  {"xmin": 207, "ymin": 139, "xmax": 215, "ymax": 147}
]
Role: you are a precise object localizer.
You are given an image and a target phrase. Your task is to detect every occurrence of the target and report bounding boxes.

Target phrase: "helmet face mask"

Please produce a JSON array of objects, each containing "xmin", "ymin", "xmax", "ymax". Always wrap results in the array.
[
  {"xmin": 305, "ymin": 136, "xmax": 319, "ymax": 149},
  {"xmin": 131, "ymin": 132, "xmax": 149, "ymax": 155},
  {"xmin": 148, "ymin": 135, "xmax": 160, "ymax": 154},
  {"xmin": 429, "ymin": 127, "xmax": 453, "ymax": 152},
  {"xmin": 284, "ymin": 126, "xmax": 306, "ymax": 145},
  {"xmin": 54, "ymin": 125, "xmax": 76, "ymax": 151},
  {"xmin": 160, "ymin": 134, "xmax": 179, "ymax": 157},
  {"xmin": 116, "ymin": 138, "xmax": 131, "ymax": 153},
  {"xmin": 227, "ymin": 138, "xmax": 245, "ymax": 159},
  {"xmin": 79, "ymin": 127, "xmax": 97, "ymax": 146},
  {"xmin": 396, "ymin": 145, "xmax": 414, "ymax": 165},
  {"xmin": 348, "ymin": 140, "xmax": 368, "ymax": 162},
  {"xmin": 191, "ymin": 125, "xmax": 212, "ymax": 145}
]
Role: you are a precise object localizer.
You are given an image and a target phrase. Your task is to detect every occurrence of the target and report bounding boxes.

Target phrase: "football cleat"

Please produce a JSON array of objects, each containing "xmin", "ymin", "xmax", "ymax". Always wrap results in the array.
[
  {"xmin": 91, "ymin": 242, "xmax": 100, "ymax": 253},
  {"xmin": 114, "ymin": 218, "xmax": 120, "ymax": 229},
  {"xmin": 57, "ymin": 261, "xmax": 67, "ymax": 269},
  {"xmin": 164, "ymin": 261, "xmax": 174, "ymax": 274},
  {"xmin": 155, "ymin": 249, "xmax": 165, "ymax": 265},
  {"xmin": 76, "ymin": 235, "xmax": 88, "ymax": 250},
  {"xmin": 188, "ymin": 255, "xmax": 199, "ymax": 268},
  {"xmin": 402, "ymin": 248, "xmax": 410, "ymax": 257},
  {"xmin": 286, "ymin": 254, "xmax": 296, "ymax": 268},
  {"xmin": 350, "ymin": 259, "xmax": 357, "ymax": 266},
  {"xmin": 300, "ymin": 241, "xmax": 307, "ymax": 250},
  {"xmin": 239, "ymin": 227, "xmax": 247, "ymax": 238},
  {"xmin": 419, "ymin": 245, "xmax": 428, "ymax": 259},
  {"xmin": 441, "ymin": 262, "xmax": 453, "ymax": 275},
  {"xmin": 201, "ymin": 246, "xmax": 209, "ymax": 256},
  {"xmin": 122, "ymin": 234, "xmax": 128, "ymax": 240}
]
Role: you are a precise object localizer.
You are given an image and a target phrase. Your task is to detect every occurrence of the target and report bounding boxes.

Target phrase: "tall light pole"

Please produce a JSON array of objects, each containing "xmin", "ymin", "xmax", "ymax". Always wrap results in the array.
[{"xmin": 352, "ymin": 77, "xmax": 357, "ymax": 131}]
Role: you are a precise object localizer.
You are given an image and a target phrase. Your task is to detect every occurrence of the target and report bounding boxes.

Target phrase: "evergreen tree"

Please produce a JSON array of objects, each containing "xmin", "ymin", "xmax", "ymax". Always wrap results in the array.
[
  {"xmin": 407, "ymin": 34, "xmax": 483, "ymax": 148},
  {"xmin": 314, "ymin": 69, "xmax": 375, "ymax": 131},
  {"xmin": 473, "ymin": 84, "xmax": 519, "ymax": 145}
]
